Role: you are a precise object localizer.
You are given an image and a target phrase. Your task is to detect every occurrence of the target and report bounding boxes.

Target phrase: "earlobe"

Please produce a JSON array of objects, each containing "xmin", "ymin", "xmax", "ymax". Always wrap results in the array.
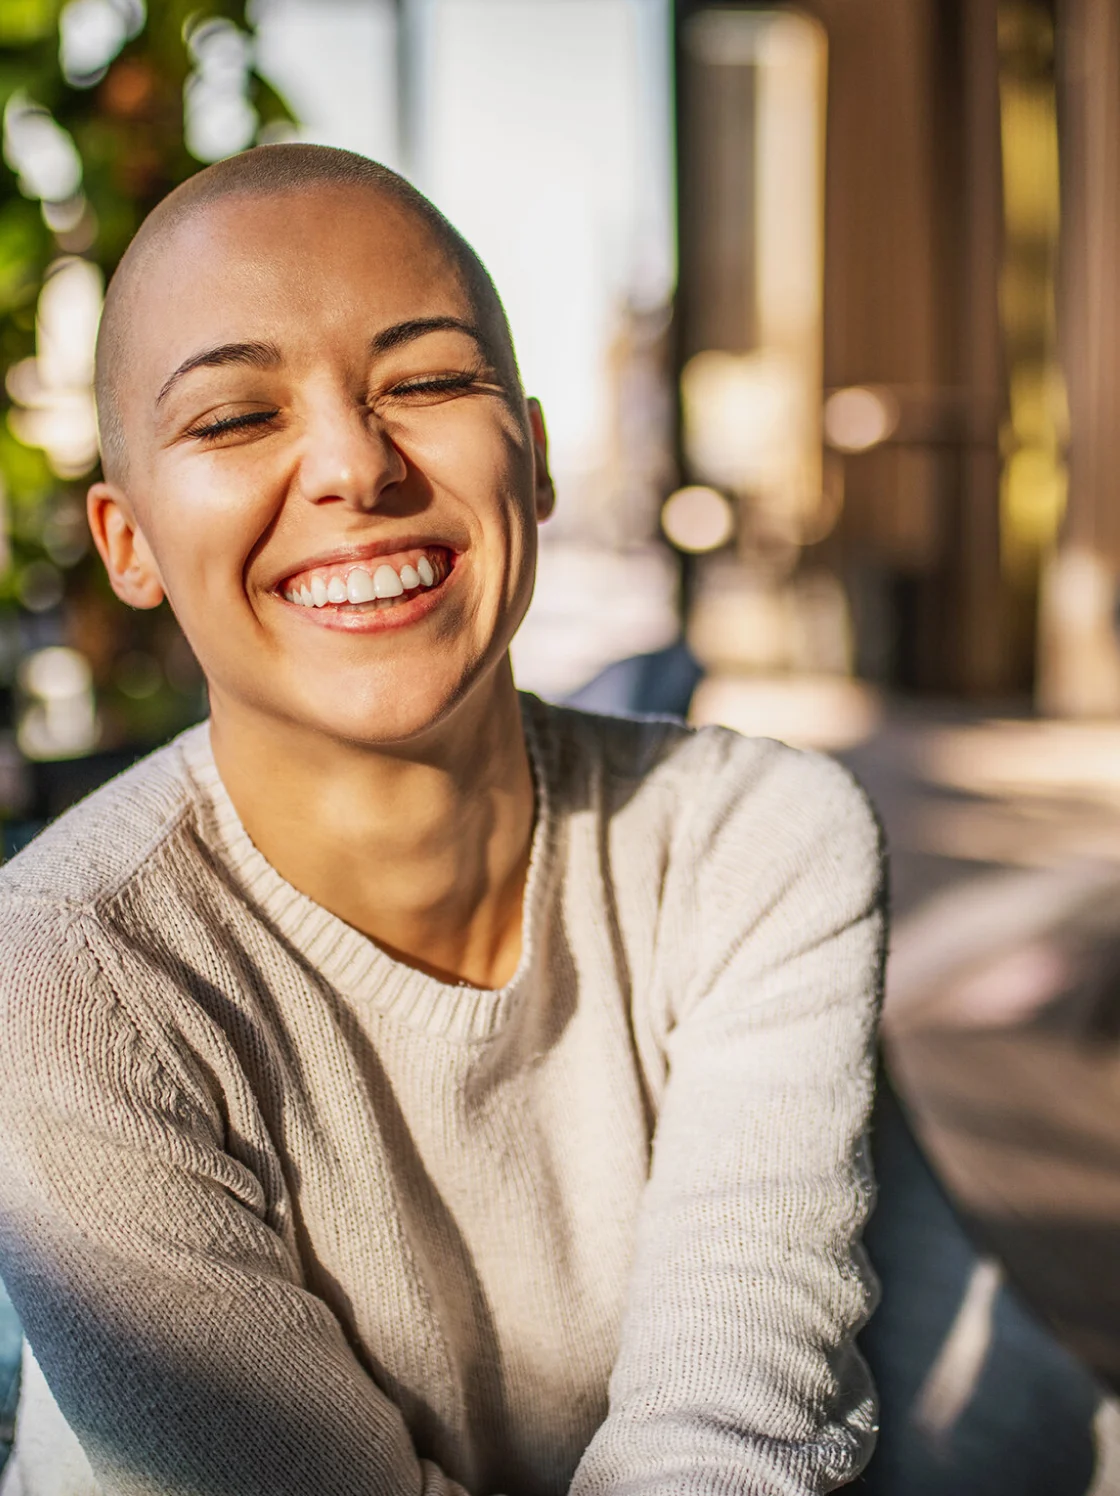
[
  {"xmin": 86, "ymin": 481, "xmax": 166, "ymax": 609},
  {"xmin": 527, "ymin": 397, "xmax": 556, "ymax": 523}
]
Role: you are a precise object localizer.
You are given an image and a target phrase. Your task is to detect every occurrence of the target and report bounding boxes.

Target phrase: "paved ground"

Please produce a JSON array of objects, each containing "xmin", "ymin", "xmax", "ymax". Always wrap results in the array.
[{"xmin": 841, "ymin": 707, "xmax": 1120, "ymax": 914}]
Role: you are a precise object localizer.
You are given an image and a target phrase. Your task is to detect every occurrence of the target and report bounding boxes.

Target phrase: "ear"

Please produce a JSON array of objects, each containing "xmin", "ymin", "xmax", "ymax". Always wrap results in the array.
[
  {"xmin": 527, "ymin": 398, "xmax": 555, "ymax": 523},
  {"xmin": 87, "ymin": 481, "xmax": 165, "ymax": 609}
]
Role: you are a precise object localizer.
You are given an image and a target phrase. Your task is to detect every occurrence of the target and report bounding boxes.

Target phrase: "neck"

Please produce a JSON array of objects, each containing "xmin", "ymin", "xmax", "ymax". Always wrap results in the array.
[{"xmin": 208, "ymin": 661, "xmax": 536, "ymax": 990}]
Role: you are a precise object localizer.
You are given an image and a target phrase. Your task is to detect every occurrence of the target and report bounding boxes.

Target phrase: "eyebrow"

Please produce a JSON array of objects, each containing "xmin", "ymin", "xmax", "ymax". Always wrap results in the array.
[
  {"xmin": 155, "ymin": 340, "xmax": 282, "ymax": 406},
  {"xmin": 369, "ymin": 316, "xmax": 489, "ymax": 358},
  {"xmin": 154, "ymin": 317, "xmax": 489, "ymax": 409}
]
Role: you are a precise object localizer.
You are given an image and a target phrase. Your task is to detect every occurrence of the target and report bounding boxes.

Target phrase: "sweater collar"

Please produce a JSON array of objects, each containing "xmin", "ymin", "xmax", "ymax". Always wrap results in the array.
[{"xmin": 177, "ymin": 695, "xmax": 555, "ymax": 1044}]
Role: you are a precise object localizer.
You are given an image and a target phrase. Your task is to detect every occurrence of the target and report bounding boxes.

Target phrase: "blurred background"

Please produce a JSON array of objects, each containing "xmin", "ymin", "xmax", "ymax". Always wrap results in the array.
[
  {"xmin": 3, "ymin": 0, "xmax": 1118, "ymax": 844},
  {"xmin": 4, "ymin": 0, "xmax": 1120, "ymax": 1488}
]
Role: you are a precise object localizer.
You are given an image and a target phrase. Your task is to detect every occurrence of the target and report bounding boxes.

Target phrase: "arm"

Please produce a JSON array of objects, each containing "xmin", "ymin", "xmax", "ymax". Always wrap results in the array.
[
  {"xmin": 0, "ymin": 916, "xmax": 473, "ymax": 1496},
  {"xmin": 571, "ymin": 740, "xmax": 885, "ymax": 1495}
]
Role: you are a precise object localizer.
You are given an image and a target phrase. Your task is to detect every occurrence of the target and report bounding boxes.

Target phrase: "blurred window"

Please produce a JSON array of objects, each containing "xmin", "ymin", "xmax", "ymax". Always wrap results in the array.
[
  {"xmin": 254, "ymin": 0, "xmax": 400, "ymax": 163},
  {"xmin": 679, "ymin": 9, "xmax": 827, "ymax": 548}
]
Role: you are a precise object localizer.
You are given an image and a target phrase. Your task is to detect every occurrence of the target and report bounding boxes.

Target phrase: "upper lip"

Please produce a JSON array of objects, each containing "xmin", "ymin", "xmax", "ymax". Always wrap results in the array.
[{"xmin": 265, "ymin": 536, "xmax": 458, "ymax": 592}]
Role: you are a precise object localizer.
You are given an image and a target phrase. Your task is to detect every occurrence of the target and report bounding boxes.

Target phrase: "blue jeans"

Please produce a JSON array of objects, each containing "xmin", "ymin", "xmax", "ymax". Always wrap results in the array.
[
  {"xmin": 0, "ymin": 1275, "xmax": 20, "ymax": 1472},
  {"xmin": 858, "ymin": 1080, "xmax": 1103, "ymax": 1494}
]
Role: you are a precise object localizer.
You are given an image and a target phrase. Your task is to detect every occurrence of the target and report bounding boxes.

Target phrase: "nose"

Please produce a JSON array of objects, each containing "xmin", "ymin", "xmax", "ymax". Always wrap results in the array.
[{"xmin": 294, "ymin": 396, "xmax": 407, "ymax": 511}]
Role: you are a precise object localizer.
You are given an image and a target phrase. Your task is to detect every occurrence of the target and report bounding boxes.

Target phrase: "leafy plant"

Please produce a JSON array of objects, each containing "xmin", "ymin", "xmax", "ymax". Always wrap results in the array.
[{"xmin": 0, "ymin": 0, "xmax": 292, "ymax": 758}]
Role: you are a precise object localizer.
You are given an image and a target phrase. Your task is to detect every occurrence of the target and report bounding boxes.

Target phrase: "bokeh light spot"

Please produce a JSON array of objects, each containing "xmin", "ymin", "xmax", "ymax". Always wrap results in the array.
[
  {"xmin": 823, "ymin": 385, "xmax": 899, "ymax": 453},
  {"xmin": 661, "ymin": 485, "xmax": 735, "ymax": 554}
]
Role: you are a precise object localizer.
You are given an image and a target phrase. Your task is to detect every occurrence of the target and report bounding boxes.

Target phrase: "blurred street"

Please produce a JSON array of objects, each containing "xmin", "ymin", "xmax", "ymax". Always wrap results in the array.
[{"xmin": 844, "ymin": 708, "xmax": 1120, "ymax": 916}]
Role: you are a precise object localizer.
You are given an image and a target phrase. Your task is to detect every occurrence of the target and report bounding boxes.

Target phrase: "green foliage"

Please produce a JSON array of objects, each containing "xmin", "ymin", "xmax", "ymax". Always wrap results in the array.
[
  {"xmin": 0, "ymin": 0, "xmax": 294, "ymax": 750},
  {"xmin": 0, "ymin": 2, "xmax": 64, "ymax": 48},
  {"xmin": 0, "ymin": 199, "xmax": 44, "ymax": 318}
]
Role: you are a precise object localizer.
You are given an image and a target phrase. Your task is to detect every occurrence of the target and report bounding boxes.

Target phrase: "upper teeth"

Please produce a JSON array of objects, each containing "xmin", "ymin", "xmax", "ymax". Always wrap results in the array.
[{"xmin": 283, "ymin": 556, "xmax": 439, "ymax": 608}]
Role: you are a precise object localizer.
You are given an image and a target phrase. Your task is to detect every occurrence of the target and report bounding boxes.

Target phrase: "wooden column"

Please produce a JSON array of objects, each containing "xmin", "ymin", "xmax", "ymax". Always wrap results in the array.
[
  {"xmin": 1038, "ymin": 0, "xmax": 1120, "ymax": 714},
  {"xmin": 674, "ymin": 0, "xmax": 1010, "ymax": 695},
  {"xmin": 812, "ymin": 0, "xmax": 1008, "ymax": 693}
]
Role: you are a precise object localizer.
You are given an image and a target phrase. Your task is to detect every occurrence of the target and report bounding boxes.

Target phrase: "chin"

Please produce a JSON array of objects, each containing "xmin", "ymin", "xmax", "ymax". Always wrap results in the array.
[
  {"xmin": 286, "ymin": 668, "xmax": 479, "ymax": 750},
  {"xmin": 210, "ymin": 641, "xmax": 509, "ymax": 751}
]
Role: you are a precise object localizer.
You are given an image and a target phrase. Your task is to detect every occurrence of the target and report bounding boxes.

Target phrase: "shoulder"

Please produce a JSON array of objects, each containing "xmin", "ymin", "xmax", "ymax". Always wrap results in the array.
[
  {"xmin": 0, "ymin": 725, "xmax": 207, "ymax": 916},
  {"xmin": 0, "ymin": 730, "xmax": 224, "ymax": 1116},
  {"xmin": 672, "ymin": 734, "xmax": 885, "ymax": 1013},
  {"xmin": 677, "ymin": 726, "xmax": 884, "ymax": 920},
  {"xmin": 523, "ymin": 693, "xmax": 693, "ymax": 791},
  {"xmin": 684, "ymin": 724, "xmax": 882, "ymax": 867},
  {"xmin": 524, "ymin": 694, "xmax": 769, "ymax": 819},
  {"xmin": 0, "ymin": 727, "xmax": 214, "ymax": 1019},
  {"xmin": 525, "ymin": 693, "xmax": 878, "ymax": 860}
]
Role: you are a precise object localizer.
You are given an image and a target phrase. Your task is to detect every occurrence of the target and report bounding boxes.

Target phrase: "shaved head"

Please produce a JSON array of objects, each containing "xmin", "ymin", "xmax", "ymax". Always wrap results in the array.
[{"xmin": 94, "ymin": 144, "xmax": 520, "ymax": 481}]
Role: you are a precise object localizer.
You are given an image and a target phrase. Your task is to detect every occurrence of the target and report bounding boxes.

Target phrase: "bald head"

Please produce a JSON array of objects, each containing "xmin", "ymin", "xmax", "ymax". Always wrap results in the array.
[{"xmin": 94, "ymin": 144, "xmax": 519, "ymax": 481}]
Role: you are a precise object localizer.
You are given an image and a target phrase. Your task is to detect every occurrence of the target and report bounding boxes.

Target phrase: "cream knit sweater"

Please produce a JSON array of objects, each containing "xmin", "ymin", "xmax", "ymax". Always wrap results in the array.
[{"xmin": 0, "ymin": 697, "xmax": 884, "ymax": 1496}]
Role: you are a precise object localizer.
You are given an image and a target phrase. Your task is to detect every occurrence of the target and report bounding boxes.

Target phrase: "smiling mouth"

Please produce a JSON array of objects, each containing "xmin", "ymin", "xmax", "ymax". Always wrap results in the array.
[{"xmin": 277, "ymin": 546, "xmax": 453, "ymax": 610}]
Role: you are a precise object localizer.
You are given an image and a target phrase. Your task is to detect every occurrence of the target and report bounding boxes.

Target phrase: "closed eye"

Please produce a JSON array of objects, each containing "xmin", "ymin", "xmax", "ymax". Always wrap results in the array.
[
  {"xmin": 385, "ymin": 371, "xmax": 486, "ymax": 399},
  {"xmin": 186, "ymin": 410, "xmax": 279, "ymax": 441}
]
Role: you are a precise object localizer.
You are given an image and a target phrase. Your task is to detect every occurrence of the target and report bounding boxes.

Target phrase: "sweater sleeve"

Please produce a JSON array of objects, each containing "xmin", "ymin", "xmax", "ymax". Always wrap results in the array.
[
  {"xmin": 570, "ymin": 738, "xmax": 885, "ymax": 1496},
  {"xmin": 0, "ymin": 911, "xmax": 474, "ymax": 1496}
]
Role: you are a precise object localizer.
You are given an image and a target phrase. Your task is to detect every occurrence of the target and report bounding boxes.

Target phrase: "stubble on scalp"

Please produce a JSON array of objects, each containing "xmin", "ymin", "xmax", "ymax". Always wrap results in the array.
[{"xmin": 93, "ymin": 143, "xmax": 522, "ymax": 484}]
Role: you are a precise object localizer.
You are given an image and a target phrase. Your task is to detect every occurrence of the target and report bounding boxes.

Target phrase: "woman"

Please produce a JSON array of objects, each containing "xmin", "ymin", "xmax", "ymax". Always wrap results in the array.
[{"xmin": 0, "ymin": 145, "xmax": 884, "ymax": 1495}]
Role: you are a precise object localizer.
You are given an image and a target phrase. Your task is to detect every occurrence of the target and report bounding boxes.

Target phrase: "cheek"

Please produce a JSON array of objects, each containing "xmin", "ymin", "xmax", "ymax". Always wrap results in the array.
[
  {"xmin": 141, "ymin": 469, "xmax": 276, "ymax": 667},
  {"xmin": 147, "ymin": 463, "xmax": 271, "ymax": 595},
  {"xmin": 402, "ymin": 401, "xmax": 534, "ymax": 516}
]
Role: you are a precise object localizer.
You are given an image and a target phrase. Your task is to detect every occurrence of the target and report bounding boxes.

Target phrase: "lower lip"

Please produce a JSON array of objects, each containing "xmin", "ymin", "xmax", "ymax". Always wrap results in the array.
[{"xmin": 273, "ymin": 559, "xmax": 459, "ymax": 633}]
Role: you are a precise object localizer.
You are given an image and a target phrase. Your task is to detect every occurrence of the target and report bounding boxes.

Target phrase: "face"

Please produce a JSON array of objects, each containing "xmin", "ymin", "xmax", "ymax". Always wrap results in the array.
[{"xmin": 88, "ymin": 185, "xmax": 553, "ymax": 752}]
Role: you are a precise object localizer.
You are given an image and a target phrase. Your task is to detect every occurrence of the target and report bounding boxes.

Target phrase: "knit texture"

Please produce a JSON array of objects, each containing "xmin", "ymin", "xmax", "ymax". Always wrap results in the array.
[{"xmin": 0, "ymin": 697, "xmax": 884, "ymax": 1496}]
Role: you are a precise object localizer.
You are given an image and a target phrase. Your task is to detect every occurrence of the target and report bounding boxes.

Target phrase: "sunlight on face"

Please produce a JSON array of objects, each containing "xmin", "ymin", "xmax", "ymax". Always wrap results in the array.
[{"xmin": 103, "ymin": 185, "xmax": 549, "ymax": 749}]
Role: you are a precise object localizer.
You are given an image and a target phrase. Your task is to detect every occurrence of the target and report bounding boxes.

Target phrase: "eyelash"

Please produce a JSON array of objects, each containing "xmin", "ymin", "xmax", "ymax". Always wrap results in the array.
[
  {"xmin": 187, "ymin": 410, "xmax": 278, "ymax": 441},
  {"xmin": 186, "ymin": 372, "xmax": 483, "ymax": 442},
  {"xmin": 389, "ymin": 371, "xmax": 482, "ymax": 397}
]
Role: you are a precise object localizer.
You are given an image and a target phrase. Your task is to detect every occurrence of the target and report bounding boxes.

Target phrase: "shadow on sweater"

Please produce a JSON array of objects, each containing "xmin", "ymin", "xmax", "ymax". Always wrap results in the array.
[
  {"xmin": 118, "ymin": 928, "xmax": 503, "ymax": 1487},
  {"xmin": 111, "ymin": 849, "xmax": 596, "ymax": 1495}
]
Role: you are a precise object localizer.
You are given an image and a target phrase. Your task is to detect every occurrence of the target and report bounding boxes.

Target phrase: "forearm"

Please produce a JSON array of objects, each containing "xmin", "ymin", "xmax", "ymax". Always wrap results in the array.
[
  {"xmin": 1, "ymin": 1231, "xmax": 472, "ymax": 1496},
  {"xmin": 573, "ymin": 744, "xmax": 885, "ymax": 1495},
  {"xmin": 572, "ymin": 935, "xmax": 881, "ymax": 1493},
  {"xmin": 0, "ymin": 948, "xmax": 476, "ymax": 1496}
]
